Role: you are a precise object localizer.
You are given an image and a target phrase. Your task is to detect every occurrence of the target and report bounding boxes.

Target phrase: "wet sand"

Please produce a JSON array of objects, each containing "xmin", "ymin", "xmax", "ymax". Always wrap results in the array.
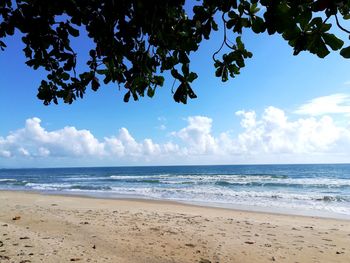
[{"xmin": 0, "ymin": 191, "xmax": 349, "ymax": 262}]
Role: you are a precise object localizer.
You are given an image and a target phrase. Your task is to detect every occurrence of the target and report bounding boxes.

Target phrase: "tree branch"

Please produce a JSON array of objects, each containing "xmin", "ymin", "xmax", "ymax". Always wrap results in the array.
[{"xmin": 335, "ymin": 14, "xmax": 350, "ymax": 34}]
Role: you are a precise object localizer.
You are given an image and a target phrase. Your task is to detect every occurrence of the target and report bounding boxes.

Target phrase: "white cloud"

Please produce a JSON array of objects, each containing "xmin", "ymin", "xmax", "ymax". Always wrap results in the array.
[
  {"xmin": 0, "ymin": 150, "xmax": 11, "ymax": 158},
  {"xmin": 158, "ymin": 124, "xmax": 167, "ymax": 131},
  {"xmin": 233, "ymin": 107, "xmax": 349, "ymax": 155},
  {"xmin": 117, "ymin": 128, "xmax": 142, "ymax": 156},
  {"xmin": 172, "ymin": 116, "xmax": 217, "ymax": 155},
  {"xmin": 162, "ymin": 142, "xmax": 180, "ymax": 154},
  {"xmin": 0, "ymin": 118, "xmax": 175, "ymax": 162},
  {"xmin": 142, "ymin": 139, "xmax": 161, "ymax": 156},
  {"xmin": 1, "ymin": 105, "xmax": 350, "ymax": 166},
  {"xmin": 235, "ymin": 110, "xmax": 257, "ymax": 129},
  {"xmin": 37, "ymin": 147, "xmax": 50, "ymax": 157},
  {"xmin": 104, "ymin": 136, "xmax": 125, "ymax": 157},
  {"xmin": 18, "ymin": 147, "xmax": 30, "ymax": 157},
  {"xmin": 295, "ymin": 93, "xmax": 350, "ymax": 116}
]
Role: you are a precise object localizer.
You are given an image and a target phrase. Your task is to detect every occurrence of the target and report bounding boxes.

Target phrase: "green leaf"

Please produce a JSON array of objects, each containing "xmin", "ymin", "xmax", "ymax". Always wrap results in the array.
[
  {"xmin": 215, "ymin": 66, "xmax": 223, "ymax": 77},
  {"xmin": 187, "ymin": 86, "xmax": 197, "ymax": 99},
  {"xmin": 0, "ymin": 40, "xmax": 6, "ymax": 51},
  {"xmin": 67, "ymin": 25, "xmax": 80, "ymax": 37},
  {"xmin": 250, "ymin": 3, "xmax": 259, "ymax": 14},
  {"xmin": 179, "ymin": 52, "xmax": 189, "ymax": 63},
  {"xmin": 171, "ymin": 69, "xmax": 183, "ymax": 80},
  {"xmin": 222, "ymin": 67, "xmax": 228, "ymax": 82},
  {"xmin": 154, "ymin": 76, "xmax": 164, "ymax": 86},
  {"xmin": 181, "ymin": 63, "xmax": 189, "ymax": 76},
  {"xmin": 173, "ymin": 83, "xmax": 187, "ymax": 104},
  {"xmin": 123, "ymin": 91, "xmax": 131, "ymax": 102},
  {"xmin": 310, "ymin": 17, "xmax": 323, "ymax": 27},
  {"xmin": 323, "ymin": 33, "xmax": 344, "ymax": 51},
  {"xmin": 103, "ymin": 74, "xmax": 111, "ymax": 84},
  {"xmin": 236, "ymin": 36, "xmax": 244, "ymax": 50},
  {"xmin": 61, "ymin": 72, "xmax": 69, "ymax": 81},
  {"xmin": 228, "ymin": 11, "xmax": 236, "ymax": 19},
  {"xmin": 147, "ymin": 87, "xmax": 155, "ymax": 97},
  {"xmin": 252, "ymin": 17, "xmax": 265, "ymax": 33},
  {"xmin": 91, "ymin": 77, "xmax": 100, "ymax": 91},
  {"xmin": 231, "ymin": 0, "xmax": 237, "ymax": 9},
  {"xmin": 298, "ymin": 10, "xmax": 312, "ymax": 29},
  {"xmin": 316, "ymin": 42, "xmax": 330, "ymax": 58},
  {"xmin": 321, "ymin": 23, "xmax": 332, "ymax": 32},
  {"xmin": 340, "ymin": 46, "xmax": 350, "ymax": 58},
  {"xmin": 187, "ymin": 72, "xmax": 198, "ymax": 82},
  {"xmin": 226, "ymin": 19, "xmax": 235, "ymax": 29},
  {"xmin": 211, "ymin": 20, "xmax": 218, "ymax": 31},
  {"xmin": 96, "ymin": 69, "xmax": 108, "ymax": 75}
]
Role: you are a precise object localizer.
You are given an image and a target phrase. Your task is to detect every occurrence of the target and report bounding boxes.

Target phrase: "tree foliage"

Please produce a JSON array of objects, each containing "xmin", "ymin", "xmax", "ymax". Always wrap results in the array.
[{"xmin": 1, "ymin": 0, "xmax": 350, "ymax": 105}]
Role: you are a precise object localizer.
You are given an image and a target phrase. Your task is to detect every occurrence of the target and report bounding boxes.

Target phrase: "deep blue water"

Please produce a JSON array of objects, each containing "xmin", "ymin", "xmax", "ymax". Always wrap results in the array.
[{"xmin": 1, "ymin": 164, "xmax": 350, "ymax": 218}]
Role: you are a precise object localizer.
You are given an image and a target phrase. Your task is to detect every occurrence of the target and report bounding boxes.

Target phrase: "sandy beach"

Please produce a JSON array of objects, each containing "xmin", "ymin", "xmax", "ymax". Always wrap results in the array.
[{"xmin": 0, "ymin": 191, "xmax": 349, "ymax": 263}]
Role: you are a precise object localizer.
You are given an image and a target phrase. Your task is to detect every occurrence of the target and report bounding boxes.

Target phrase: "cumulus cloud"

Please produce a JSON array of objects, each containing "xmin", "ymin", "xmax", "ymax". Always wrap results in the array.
[
  {"xmin": 8, "ymin": 117, "xmax": 105, "ymax": 157},
  {"xmin": 295, "ymin": 93, "xmax": 350, "ymax": 116},
  {"xmin": 233, "ymin": 106, "xmax": 350, "ymax": 155},
  {"xmin": 1, "ymin": 105, "xmax": 350, "ymax": 165},
  {"xmin": 0, "ymin": 118, "xmax": 174, "ymax": 162},
  {"xmin": 172, "ymin": 116, "xmax": 217, "ymax": 155}
]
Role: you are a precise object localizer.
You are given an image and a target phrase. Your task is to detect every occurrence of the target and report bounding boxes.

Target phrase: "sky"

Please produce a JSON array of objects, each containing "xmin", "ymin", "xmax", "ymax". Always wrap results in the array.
[{"xmin": 1, "ymin": 9, "xmax": 350, "ymax": 168}]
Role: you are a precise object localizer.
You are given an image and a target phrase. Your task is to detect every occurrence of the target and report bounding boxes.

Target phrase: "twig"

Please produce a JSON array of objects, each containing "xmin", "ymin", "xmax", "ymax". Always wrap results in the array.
[
  {"xmin": 171, "ymin": 77, "xmax": 176, "ymax": 94},
  {"xmin": 335, "ymin": 14, "xmax": 350, "ymax": 34}
]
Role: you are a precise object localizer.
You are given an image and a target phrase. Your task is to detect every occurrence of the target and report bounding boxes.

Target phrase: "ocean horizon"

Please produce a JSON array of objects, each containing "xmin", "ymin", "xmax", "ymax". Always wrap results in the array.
[{"xmin": 1, "ymin": 163, "xmax": 350, "ymax": 219}]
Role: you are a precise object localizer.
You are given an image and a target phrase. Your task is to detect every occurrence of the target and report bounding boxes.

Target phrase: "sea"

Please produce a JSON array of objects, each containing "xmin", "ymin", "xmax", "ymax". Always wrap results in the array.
[{"xmin": 1, "ymin": 164, "xmax": 350, "ymax": 219}]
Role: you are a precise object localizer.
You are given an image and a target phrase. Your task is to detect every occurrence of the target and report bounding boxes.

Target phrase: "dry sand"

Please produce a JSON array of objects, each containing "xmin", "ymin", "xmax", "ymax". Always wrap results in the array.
[{"xmin": 0, "ymin": 191, "xmax": 349, "ymax": 263}]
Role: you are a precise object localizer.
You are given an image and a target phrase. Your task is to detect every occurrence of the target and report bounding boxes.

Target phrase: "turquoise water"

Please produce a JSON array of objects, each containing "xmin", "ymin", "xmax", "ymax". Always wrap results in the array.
[{"xmin": 1, "ymin": 164, "xmax": 350, "ymax": 218}]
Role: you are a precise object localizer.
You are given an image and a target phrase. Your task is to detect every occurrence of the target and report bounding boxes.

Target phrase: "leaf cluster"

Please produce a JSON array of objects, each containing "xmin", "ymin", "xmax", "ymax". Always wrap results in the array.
[{"xmin": 1, "ymin": 0, "xmax": 350, "ymax": 105}]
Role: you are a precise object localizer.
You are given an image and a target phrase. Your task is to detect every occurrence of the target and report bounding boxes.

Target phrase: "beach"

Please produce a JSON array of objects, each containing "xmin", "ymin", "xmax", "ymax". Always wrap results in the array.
[{"xmin": 0, "ymin": 191, "xmax": 349, "ymax": 262}]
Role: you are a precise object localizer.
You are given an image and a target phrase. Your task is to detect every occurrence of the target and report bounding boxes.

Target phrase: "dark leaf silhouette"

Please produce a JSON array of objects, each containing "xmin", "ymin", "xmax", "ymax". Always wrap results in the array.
[{"xmin": 1, "ymin": 0, "xmax": 350, "ymax": 104}]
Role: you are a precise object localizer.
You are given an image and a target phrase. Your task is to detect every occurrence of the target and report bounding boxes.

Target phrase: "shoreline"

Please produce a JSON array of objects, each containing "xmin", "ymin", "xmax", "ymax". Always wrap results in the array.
[
  {"xmin": 2, "ymin": 189, "xmax": 350, "ymax": 221},
  {"xmin": 1, "ymin": 190, "xmax": 350, "ymax": 262}
]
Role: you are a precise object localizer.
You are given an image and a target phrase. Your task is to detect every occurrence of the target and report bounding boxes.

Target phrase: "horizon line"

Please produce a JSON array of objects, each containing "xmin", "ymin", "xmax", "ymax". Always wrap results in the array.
[{"xmin": 1, "ymin": 162, "xmax": 350, "ymax": 170}]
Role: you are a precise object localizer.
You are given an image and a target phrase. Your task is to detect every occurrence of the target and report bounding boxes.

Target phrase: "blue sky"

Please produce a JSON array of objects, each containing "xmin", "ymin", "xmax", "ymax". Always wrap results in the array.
[{"xmin": 1, "ymin": 13, "xmax": 350, "ymax": 167}]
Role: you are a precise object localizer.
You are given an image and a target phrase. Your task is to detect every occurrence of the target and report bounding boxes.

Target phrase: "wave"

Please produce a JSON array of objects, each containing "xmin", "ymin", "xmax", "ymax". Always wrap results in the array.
[
  {"xmin": 24, "ymin": 182, "xmax": 113, "ymax": 191},
  {"xmin": 0, "ymin": 178, "xmax": 28, "ymax": 186},
  {"xmin": 242, "ymin": 173, "xmax": 288, "ymax": 179},
  {"xmin": 69, "ymin": 185, "xmax": 112, "ymax": 191},
  {"xmin": 109, "ymin": 173, "xmax": 287, "ymax": 180},
  {"xmin": 134, "ymin": 179, "xmax": 160, "ymax": 184},
  {"xmin": 104, "ymin": 186, "xmax": 350, "ymax": 203},
  {"xmin": 61, "ymin": 176, "xmax": 109, "ymax": 181},
  {"xmin": 16, "ymin": 181, "xmax": 350, "ymax": 216},
  {"xmin": 21, "ymin": 181, "xmax": 349, "ymax": 203},
  {"xmin": 0, "ymin": 178, "xmax": 17, "ymax": 182},
  {"xmin": 109, "ymin": 174, "xmax": 170, "ymax": 180},
  {"xmin": 25, "ymin": 183, "xmax": 71, "ymax": 190},
  {"xmin": 116, "ymin": 179, "xmax": 161, "ymax": 184},
  {"xmin": 108, "ymin": 174, "xmax": 350, "ymax": 188},
  {"xmin": 214, "ymin": 179, "xmax": 350, "ymax": 188},
  {"xmin": 316, "ymin": 196, "xmax": 345, "ymax": 202}
]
